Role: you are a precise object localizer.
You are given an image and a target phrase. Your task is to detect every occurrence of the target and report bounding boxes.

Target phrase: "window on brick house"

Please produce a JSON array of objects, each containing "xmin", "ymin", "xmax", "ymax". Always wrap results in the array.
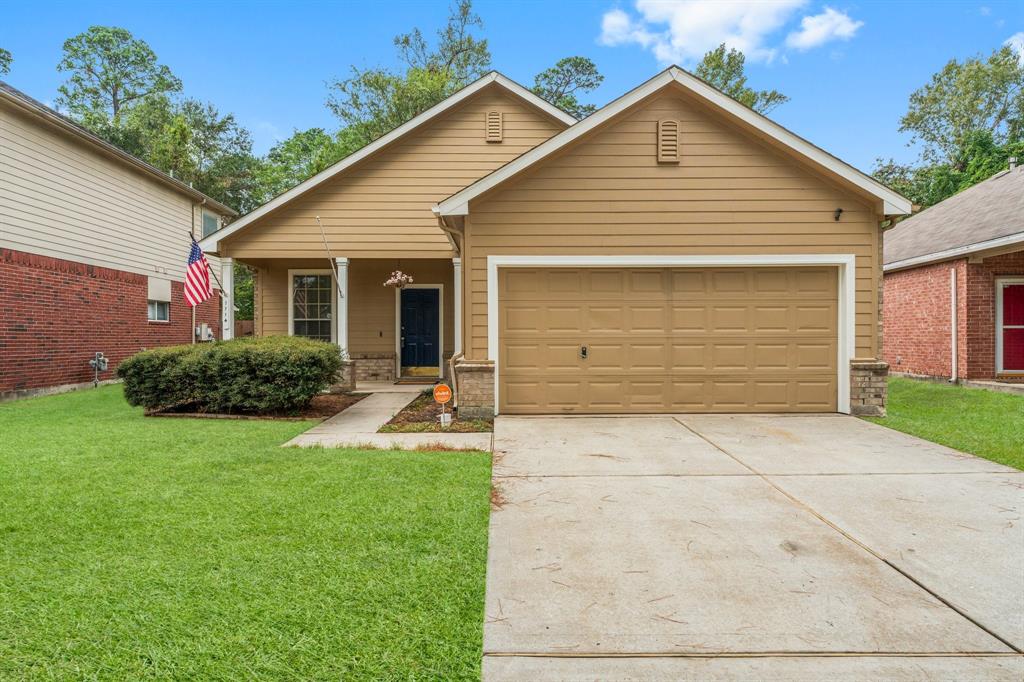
[
  {"xmin": 148, "ymin": 300, "xmax": 170, "ymax": 322},
  {"xmin": 147, "ymin": 277, "xmax": 171, "ymax": 322}
]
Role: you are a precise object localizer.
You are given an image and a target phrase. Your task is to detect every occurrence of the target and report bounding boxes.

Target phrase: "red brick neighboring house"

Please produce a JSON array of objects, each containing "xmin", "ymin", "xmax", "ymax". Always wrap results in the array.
[
  {"xmin": 883, "ymin": 163, "xmax": 1024, "ymax": 383},
  {"xmin": 1, "ymin": 81, "xmax": 236, "ymax": 400}
]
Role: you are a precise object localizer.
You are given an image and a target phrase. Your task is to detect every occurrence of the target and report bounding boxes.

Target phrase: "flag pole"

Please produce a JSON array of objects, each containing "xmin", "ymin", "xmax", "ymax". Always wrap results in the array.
[{"xmin": 190, "ymin": 232, "xmax": 196, "ymax": 344}]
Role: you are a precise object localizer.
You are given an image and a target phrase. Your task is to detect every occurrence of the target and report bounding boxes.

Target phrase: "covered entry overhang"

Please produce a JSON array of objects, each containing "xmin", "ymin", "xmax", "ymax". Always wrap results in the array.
[
  {"xmin": 487, "ymin": 254, "xmax": 857, "ymax": 415},
  {"xmin": 220, "ymin": 256, "xmax": 461, "ymax": 383}
]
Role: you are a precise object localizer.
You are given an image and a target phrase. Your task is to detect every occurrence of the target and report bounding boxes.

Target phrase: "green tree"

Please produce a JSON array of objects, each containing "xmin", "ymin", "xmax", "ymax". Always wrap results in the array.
[
  {"xmin": 532, "ymin": 56, "xmax": 604, "ymax": 119},
  {"xmin": 900, "ymin": 45, "xmax": 1023, "ymax": 167},
  {"xmin": 56, "ymin": 26, "xmax": 181, "ymax": 127},
  {"xmin": 326, "ymin": 0, "xmax": 490, "ymax": 146},
  {"xmin": 254, "ymin": 128, "xmax": 350, "ymax": 203},
  {"xmin": 873, "ymin": 131, "xmax": 1024, "ymax": 209},
  {"xmin": 0, "ymin": 48, "xmax": 12, "ymax": 76},
  {"xmin": 233, "ymin": 264, "xmax": 254, "ymax": 321},
  {"xmin": 695, "ymin": 44, "xmax": 788, "ymax": 114}
]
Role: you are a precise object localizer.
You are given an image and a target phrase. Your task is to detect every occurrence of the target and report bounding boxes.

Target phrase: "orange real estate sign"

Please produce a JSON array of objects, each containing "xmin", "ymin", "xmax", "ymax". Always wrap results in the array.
[{"xmin": 433, "ymin": 384, "xmax": 452, "ymax": 404}]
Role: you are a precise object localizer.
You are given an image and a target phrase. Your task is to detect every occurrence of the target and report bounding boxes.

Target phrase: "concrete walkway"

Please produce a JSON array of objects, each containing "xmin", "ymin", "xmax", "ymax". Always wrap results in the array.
[
  {"xmin": 484, "ymin": 414, "xmax": 1023, "ymax": 680},
  {"xmin": 284, "ymin": 389, "xmax": 492, "ymax": 451}
]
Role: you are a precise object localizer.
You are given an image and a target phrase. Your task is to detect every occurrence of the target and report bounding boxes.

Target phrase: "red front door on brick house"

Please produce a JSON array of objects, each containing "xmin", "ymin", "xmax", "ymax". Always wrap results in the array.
[{"xmin": 998, "ymin": 280, "xmax": 1024, "ymax": 372}]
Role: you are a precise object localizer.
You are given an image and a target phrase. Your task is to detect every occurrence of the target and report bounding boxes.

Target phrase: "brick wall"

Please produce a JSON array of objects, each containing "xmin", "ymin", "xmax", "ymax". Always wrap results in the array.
[
  {"xmin": 883, "ymin": 250, "xmax": 1024, "ymax": 381},
  {"xmin": 849, "ymin": 360, "xmax": 888, "ymax": 416},
  {"xmin": 882, "ymin": 259, "xmax": 965, "ymax": 379},
  {"xmin": 965, "ymin": 250, "xmax": 1024, "ymax": 380},
  {"xmin": 352, "ymin": 352, "xmax": 396, "ymax": 382},
  {"xmin": 455, "ymin": 360, "xmax": 494, "ymax": 419},
  {"xmin": 1, "ymin": 248, "xmax": 221, "ymax": 398}
]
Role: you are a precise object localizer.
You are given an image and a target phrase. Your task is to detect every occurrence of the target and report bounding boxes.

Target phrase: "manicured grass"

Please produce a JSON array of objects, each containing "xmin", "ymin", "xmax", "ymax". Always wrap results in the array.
[
  {"xmin": 0, "ymin": 386, "xmax": 491, "ymax": 680},
  {"xmin": 865, "ymin": 377, "xmax": 1024, "ymax": 470}
]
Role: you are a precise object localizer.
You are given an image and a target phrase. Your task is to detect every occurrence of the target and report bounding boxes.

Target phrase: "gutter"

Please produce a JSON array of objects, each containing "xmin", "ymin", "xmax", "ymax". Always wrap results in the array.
[{"xmin": 884, "ymin": 231, "xmax": 1024, "ymax": 272}]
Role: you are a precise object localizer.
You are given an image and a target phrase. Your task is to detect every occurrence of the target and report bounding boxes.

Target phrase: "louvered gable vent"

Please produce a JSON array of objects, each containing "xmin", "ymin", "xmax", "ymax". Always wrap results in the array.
[
  {"xmin": 485, "ymin": 111, "xmax": 503, "ymax": 142},
  {"xmin": 657, "ymin": 119, "xmax": 679, "ymax": 163}
]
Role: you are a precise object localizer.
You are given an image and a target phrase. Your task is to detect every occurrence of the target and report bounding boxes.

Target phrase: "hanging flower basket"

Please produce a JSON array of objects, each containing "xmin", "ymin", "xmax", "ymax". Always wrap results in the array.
[{"xmin": 383, "ymin": 270, "xmax": 414, "ymax": 289}]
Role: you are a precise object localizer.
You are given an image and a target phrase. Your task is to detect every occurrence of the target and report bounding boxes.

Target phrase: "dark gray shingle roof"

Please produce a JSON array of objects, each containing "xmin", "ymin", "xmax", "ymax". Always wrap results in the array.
[{"xmin": 884, "ymin": 165, "xmax": 1024, "ymax": 267}]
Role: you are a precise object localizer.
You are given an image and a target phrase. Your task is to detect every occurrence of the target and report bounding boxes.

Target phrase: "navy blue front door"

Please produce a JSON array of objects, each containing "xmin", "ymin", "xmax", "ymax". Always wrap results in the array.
[{"xmin": 400, "ymin": 288, "xmax": 440, "ymax": 372}]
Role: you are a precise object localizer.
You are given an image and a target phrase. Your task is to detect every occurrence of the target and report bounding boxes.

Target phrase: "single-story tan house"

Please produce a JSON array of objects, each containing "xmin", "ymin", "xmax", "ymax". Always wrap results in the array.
[{"xmin": 200, "ymin": 68, "xmax": 911, "ymax": 417}]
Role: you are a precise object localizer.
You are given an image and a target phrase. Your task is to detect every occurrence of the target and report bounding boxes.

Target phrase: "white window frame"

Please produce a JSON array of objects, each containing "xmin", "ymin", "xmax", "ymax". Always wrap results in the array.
[
  {"xmin": 287, "ymin": 269, "xmax": 337, "ymax": 344},
  {"xmin": 395, "ymin": 284, "xmax": 445, "ymax": 379},
  {"xmin": 486, "ymin": 254, "xmax": 858, "ymax": 415},
  {"xmin": 995, "ymin": 277, "xmax": 1024, "ymax": 374},
  {"xmin": 147, "ymin": 300, "xmax": 170, "ymax": 323},
  {"xmin": 201, "ymin": 209, "xmax": 221, "ymax": 239}
]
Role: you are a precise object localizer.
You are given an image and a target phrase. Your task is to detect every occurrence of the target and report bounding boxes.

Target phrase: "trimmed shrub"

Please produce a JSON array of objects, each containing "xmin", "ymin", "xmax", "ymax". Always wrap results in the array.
[{"xmin": 118, "ymin": 336, "xmax": 343, "ymax": 414}]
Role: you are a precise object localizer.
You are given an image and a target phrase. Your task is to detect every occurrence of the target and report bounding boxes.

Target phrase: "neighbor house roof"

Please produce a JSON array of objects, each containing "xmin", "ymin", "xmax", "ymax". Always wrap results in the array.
[
  {"xmin": 199, "ymin": 71, "xmax": 576, "ymax": 252},
  {"xmin": 435, "ymin": 66, "xmax": 913, "ymax": 218},
  {"xmin": 884, "ymin": 165, "xmax": 1024, "ymax": 271},
  {"xmin": 0, "ymin": 80, "xmax": 236, "ymax": 216}
]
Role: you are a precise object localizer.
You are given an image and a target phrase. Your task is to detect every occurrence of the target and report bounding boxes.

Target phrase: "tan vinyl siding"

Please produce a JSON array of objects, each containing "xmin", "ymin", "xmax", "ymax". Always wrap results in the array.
[
  {"xmin": 252, "ymin": 258, "xmax": 454, "ymax": 356},
  {"xmin": 0, "ymin": 103, "xmax": 226, "ymax": 281},
  {"xmin": 220, "ymin": 85, "xmax": 565, "ymax": 260},
  {"xmin": 465, "ymin": 90, "xmax": 882, "ymax": 360}
]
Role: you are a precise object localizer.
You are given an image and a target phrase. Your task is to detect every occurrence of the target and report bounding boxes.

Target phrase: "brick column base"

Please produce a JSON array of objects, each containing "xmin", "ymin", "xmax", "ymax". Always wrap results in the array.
[
  {"xmin": 455, "ymin": 360, "xmax": 495, "ymax": 419},
  {"xmin": 351, "ymin": 352, "xmax": 396, "ymax": 382},
  {"xmin": 850, "ymin": 359, "xmax": 888, "ymax": 417},
  {"xmin": 330, "ymin": 359, "xmax": 357, "ymax": 393}
]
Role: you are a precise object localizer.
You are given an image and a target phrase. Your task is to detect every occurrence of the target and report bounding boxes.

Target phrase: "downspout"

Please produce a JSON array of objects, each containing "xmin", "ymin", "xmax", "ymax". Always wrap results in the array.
[
  {"xmin": 950, "ymin": 267, "xmax": 958, "ymax": 383},
  {"xmin": 434, "ymin": 207, "xmax": 464, "ymax": 409}
]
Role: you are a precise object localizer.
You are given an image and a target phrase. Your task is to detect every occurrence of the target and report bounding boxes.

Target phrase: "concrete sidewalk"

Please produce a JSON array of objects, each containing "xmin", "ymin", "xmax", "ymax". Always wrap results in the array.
[
  {"xmin": 484, "ymin": 414, "xmax": 1023, "ymax": 680},
  {"xmin": 284, "ymin": 389, "xmax": 492, "ymax": 451}
]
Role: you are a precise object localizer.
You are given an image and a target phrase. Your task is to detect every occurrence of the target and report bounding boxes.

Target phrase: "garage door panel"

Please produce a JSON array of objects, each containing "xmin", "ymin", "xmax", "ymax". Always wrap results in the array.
[
  {"xmin": 499, "ymin": 266, "xmax": 838, "ymax": 413},
  {"xmin": 672, "ymin": 306, "xmax": 707, "ymax": 331},
  {"xmin": 547, "ymin": 306, "xmax": 583, "ymax": 332}
]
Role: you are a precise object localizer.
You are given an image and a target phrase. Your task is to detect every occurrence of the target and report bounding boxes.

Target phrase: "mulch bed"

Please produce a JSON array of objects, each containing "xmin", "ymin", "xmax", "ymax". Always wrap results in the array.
[
  {"xmin": 146, "ymin": 392, "xmax": 366, "ymax": 421},
  {"xmin": 379, "ymin": 392, "xmax": 493, "ymax": 433}
]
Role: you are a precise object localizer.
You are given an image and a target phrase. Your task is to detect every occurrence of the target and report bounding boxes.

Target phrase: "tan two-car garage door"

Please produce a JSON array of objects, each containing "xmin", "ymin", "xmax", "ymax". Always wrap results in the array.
[{"xmin": 498, "ymin": 267, "xmax": 838, "ymax": 414}]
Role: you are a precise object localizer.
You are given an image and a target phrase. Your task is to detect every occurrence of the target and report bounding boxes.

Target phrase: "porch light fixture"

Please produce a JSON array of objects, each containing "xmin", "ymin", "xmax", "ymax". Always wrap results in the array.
[
  {"xmin": 383, "ymin": 270, "xmax": 414, "ymax": 289},
  {"xmin": 834, "ymin": 207, "xmax": 844, "ymax": 221}
]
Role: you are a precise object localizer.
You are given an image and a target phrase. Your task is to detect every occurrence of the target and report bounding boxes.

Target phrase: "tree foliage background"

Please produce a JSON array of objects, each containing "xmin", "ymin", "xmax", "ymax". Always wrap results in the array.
[
  {"xmin": 873, "ymin": 45, "xmax": 1023, "ymax": 211},
  {"xmin": 45, "ymin": 5, "xmax": 607, "ymax": 318}
]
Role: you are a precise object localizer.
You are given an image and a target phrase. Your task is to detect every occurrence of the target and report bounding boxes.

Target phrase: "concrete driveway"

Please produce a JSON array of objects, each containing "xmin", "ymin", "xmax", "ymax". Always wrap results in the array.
[{"xmin": 484, "ymin": 414, "xmax": 1024, "ymax": 681}]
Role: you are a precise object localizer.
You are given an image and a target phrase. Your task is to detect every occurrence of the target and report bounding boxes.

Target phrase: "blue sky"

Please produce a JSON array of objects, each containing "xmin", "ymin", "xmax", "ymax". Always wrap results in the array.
[{"xmin": 2, "ymin": 1, "xmax": 1022, "ymax": 172}]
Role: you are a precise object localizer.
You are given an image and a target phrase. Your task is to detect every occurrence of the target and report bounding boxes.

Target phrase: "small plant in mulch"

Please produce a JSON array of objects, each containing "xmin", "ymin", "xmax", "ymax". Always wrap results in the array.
[{"xmin": 378, "ymin": 391, "xmax": 493, "ymax": 433}]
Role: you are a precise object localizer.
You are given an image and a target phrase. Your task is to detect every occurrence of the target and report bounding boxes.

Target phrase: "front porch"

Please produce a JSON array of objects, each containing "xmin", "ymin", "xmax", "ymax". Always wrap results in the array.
[{"xmin": 219, "ymin": 257, "xmax": 462, "ymax": 384}]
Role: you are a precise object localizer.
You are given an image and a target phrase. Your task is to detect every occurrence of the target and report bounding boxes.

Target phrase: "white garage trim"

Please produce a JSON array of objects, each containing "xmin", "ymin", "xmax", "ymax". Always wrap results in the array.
[{"xmin": 486, "ymin": 254, "xmax": 858, "ymax": 415}]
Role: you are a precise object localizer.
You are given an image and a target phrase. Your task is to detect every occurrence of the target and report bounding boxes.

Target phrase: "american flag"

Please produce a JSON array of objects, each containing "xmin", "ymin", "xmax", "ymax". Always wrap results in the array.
[{"xmin": 184, "ymin": 237, "xmax": 213, "ymax": 307}]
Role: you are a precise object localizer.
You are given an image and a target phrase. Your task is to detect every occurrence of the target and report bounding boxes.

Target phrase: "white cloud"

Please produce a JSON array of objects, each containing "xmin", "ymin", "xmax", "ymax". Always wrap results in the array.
[
  {"xmin": 980, "ymin": 6, "xmax": 991, "ymax": 16},
  {"xmin": 599, "ymin": 1, "xmax": 863, "ymax": 65},
  {"xmin": 599, "ymin": 0, "xmax": 807, "ymax": 64},
  {"xmin": 1007, "ymin": 32, "xmax": 1024, "ymax": 63},
  {"xmin": 785, "ymin": 7, "xmax": 864, "ymax": 50}
]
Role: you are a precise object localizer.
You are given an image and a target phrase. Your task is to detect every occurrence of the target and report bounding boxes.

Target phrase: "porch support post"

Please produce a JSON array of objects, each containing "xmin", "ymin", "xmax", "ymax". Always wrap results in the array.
[
  {"xmin": 453, "ymin": 257, "xmax": 462, "ymax": 355},
  {"xmin": 335, "ymin": 257, "xmax": 349, "ymax": 354},
  {"xmin": 220, "ymin": 257, "xmax": 234, "ymax": 340}
]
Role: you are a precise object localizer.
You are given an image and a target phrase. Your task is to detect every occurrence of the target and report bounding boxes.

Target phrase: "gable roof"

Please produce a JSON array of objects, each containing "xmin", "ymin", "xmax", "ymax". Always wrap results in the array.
[
  {"xmin": 435, "ymin": 66, "xmax": 912, "ymax": 217},
  {"xmin": 200, "ymin": 71, "xmax": 576, "ymax": 252},
  {"xmin": 884, "ymin": 165, "xmax": 1024, "ymax": 271},
  {"xmin": 0, "ymin": 80, "xmax": 236, "ymax": 216}
]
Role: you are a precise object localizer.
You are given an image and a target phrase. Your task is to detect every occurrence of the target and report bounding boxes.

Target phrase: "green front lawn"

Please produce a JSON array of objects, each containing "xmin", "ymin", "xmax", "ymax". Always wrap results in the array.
[
  {"xmin": 0, "ymin": 386, "xmax": 491, "ymax": 680},
  {"xmin": 866, "ymin": 377, "xmax": 1024, "ymax": 470}
]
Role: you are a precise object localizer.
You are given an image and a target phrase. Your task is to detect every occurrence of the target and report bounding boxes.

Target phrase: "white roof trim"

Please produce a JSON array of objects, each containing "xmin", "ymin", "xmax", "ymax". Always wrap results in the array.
[
  {"xmin": 436, "ymin": 67, "xmax": 912, "ymax": 217},
  {"xmin": 884, "ymin": 231, "xmax": 1024, "ymax": 272},
  {"xmin": 199, "ymin": 71, "xmax": 575, "ymax": 253}
]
